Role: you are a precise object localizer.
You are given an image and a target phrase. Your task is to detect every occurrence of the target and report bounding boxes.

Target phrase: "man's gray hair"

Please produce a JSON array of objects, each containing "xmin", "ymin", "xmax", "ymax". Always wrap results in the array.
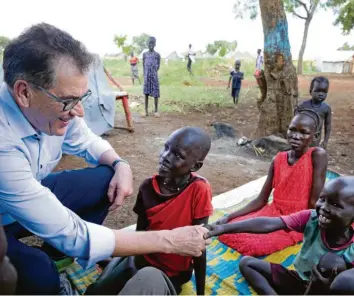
[{"xmin": 3, "ymin": 23, "xmax": 93, "ymax": 89}]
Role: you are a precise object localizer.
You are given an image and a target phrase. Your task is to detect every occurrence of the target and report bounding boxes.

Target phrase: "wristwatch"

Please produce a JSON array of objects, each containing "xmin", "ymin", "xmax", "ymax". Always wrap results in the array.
[{"xmin": 111, "ymin": 158, "xmax": 129, "ymax": 169}]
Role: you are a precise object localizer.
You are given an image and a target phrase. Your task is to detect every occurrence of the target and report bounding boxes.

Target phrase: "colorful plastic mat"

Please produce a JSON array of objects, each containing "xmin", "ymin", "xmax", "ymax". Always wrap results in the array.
[
  {"xmin": 181, "ymin": 169, "xmax": 339, "ymax": 295},
  {"xmin": 57, "ymin": 170, "xmax": 339, "ymax": 295}
]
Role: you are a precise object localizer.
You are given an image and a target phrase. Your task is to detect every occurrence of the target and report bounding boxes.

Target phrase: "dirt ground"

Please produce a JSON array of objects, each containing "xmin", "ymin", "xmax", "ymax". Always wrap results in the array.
[{"xmin": 56, "ymin": 74, "xmax": 354, "ymax": 230}]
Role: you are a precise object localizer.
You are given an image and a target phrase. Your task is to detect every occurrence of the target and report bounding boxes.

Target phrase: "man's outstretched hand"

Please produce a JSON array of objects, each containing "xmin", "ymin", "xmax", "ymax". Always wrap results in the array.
[{"xmin": 167, "ymin": 225, "xmax": 212, "ymax": 257}]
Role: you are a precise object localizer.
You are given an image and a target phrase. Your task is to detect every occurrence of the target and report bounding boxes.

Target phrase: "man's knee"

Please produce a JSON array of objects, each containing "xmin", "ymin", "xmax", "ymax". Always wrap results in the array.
[
  {"xmin": 90, "ymin": 165, "xmax": 114, "ymax": 201},
  {"xmin": 119, "ymin": 267, "xmax": 174, "ymax": 295},
  {"xmin": 9, "ymin": 246, "xmax": 60, "ymax": 294},
  {"xmin": 331, "ymin": 270, "xmax": 354, "ymax": 294},
  {"xmin": 95, "ymin": 165, "xmax": 115, "ymax": 185}
]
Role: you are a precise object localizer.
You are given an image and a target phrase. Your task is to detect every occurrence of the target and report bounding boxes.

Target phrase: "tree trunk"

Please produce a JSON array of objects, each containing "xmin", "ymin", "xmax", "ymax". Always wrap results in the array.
[
  {"xmin": 297, "ymin": 19, "xmax": 310, "ymax": 75},
  {"xmin": 256, "ymin": 0, "xmax": 298, "ymax": 138},
  {"xmin": 297, "ymin": 1, "xmax": 319, "ymax": 75}
]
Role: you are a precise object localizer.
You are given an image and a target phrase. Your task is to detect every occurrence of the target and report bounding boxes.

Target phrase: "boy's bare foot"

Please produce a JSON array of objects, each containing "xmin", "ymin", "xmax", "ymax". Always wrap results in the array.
[{"xmin": 154, "ymin": 112, "xmax": 160, "ymax": 118}]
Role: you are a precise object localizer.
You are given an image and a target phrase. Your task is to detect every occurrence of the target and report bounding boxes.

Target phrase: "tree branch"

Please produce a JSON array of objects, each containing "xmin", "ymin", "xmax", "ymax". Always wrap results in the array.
[
  {"xmin": 293, "ymin": 11, "xmax": 308, "ymax": 19},
  {"xmin": 309, "ymin": 0, "xmax": 314, "ymax": 11},
  {"xmin": 295, "ymin": 0, "xmax": 310, "ymax": 14}
]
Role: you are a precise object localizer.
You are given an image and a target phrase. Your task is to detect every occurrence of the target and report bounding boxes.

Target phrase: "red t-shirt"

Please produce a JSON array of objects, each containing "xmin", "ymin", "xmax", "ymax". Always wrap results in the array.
[
  {"xmin": 133, "ymin": 173, "xmax": 213, "ymax": 276},
  {"xmin": 129, "ymin": 56, "xmax": 139, "ymax": 65}
]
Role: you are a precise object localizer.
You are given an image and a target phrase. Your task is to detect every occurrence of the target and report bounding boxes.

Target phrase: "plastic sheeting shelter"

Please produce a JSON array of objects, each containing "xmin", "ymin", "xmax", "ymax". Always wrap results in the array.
[
  {"xmin": 84, "ymin": 56, "xmax": 117, "ymax": 136},
  {"xmin": 316, "ymin": 51, "xmax": 354, "ymax": 74}
]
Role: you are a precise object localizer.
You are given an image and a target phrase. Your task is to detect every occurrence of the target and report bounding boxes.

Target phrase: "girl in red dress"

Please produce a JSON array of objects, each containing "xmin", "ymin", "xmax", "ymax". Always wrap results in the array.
[{"xmin": 216, "ymin": 108, "xmax": 328, "ymax": 256}]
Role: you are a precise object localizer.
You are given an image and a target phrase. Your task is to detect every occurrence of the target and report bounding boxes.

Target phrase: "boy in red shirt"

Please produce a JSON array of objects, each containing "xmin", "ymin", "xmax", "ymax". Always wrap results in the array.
[
  {"xmin": 133, "ymin": 126, "xmax": 213, "ymax": 295},
  {"xmin": 85, "ymin": 127, "xmax": 213, "ymax": 295}
]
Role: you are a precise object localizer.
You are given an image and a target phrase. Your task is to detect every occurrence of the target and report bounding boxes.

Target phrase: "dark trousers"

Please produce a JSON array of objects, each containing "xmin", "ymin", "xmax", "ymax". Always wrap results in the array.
[
  {"xmin": 86, "ymin": 256, "xmax": 178, "ymax": 295},
  {"xmin": 187, "ymin": 58, "xmax": 192, "ymax": 73},
  {"xmin": 231, "ymin": 87, "xmax": 241, "ymax": 104},
  {"xmin": 4, "ymin": 165, "xmax": 114, "ymax": 295}
]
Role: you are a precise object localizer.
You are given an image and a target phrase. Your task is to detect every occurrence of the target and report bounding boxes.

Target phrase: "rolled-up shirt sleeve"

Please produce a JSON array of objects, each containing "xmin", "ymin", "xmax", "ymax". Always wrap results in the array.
[
  {"xmin": 62, "ymin": 117, "xmax": 113, "ymax": 165},
  {"xmin": 0, "ymin": 141, "xmax": 115, "ymax": 268}
]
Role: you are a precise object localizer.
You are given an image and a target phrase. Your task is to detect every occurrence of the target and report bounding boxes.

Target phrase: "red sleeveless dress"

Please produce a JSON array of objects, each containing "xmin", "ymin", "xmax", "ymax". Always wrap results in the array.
[{"xmin": 219, "ymin": 147, "xmax": 315, "ymax": 256}]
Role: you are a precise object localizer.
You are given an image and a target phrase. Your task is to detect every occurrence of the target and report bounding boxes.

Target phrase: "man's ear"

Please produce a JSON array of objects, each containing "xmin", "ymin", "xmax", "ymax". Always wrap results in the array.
[
  {"xmin": 190, "ymin": 161, "xmax": 203, "ymax": 172},
  {"xmin": 12, "ymin": 80, "xmax": 31, "ymax": 108}
]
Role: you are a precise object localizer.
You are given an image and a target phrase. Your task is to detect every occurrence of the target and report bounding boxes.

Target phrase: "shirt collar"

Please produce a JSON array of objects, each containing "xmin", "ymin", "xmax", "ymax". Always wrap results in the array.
[{"xmin": 0, "ymin": 83, "xmax": 37, "ymax": 139}]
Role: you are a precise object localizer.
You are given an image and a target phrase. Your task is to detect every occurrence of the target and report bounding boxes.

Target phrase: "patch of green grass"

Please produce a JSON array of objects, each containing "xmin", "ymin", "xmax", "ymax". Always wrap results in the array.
[
  {"xmin": 106, "ymin": 56, "xmax": 313, "ymax": 115},
  {"xmin": 104, "ymin": 58, "xmax": 257, "ymax": 85},
  {"xmin": 106, "ymin": 57, "xmax": 259, "ymax": 113},
  {"xmin": 118, "ymin": 84, "xmax": 259, "ymax": 114}
]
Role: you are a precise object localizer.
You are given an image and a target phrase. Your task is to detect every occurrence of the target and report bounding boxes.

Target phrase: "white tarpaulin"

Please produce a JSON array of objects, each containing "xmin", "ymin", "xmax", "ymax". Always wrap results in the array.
[{"xmin": 84, "ymin": 55, "xmax": 116, "ymax": 135}]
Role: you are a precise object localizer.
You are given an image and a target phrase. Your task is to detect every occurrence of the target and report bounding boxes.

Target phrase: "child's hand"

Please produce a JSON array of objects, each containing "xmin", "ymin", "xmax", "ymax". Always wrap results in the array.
[
  {"xmin": 320, "ymin": 141, "xmax": 328, "ymax": 149},
  {"xmin": 310, "ymin": 264, "xmax": 336, "ymax": 292},
  {"xmin": 214, "ymin": 216, "xmax": 229, "ymax": 225},
  {"xmin": 203, "ymin": 224, "xmax": 224, "ymax": 239}
]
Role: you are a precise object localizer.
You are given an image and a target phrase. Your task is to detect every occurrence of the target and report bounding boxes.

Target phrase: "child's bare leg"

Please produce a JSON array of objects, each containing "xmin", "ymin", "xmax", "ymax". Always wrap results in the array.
[
  {"xmin": 154, "ymin": 97, "xmax": 159, "ymax": 116},
  {"xmin": 331, "ymin": 268, "xmax": 354, "ymax": 294},
  {"xmin": 145, "ymin": 95, "xmax": 149, "ymax": 116},
  {"xmin": 239, "ymin": 256, "xmax": 277, "ymax": 295}
]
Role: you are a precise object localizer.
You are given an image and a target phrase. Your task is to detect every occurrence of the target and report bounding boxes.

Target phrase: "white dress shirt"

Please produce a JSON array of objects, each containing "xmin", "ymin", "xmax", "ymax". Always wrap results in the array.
[
  {"xmin": 0, "ymin": 83, "xmax": 115, "ymax": 268},
  {"xmin": 256, "ymin": 54, "xmax": 264, "ymax": 70}
]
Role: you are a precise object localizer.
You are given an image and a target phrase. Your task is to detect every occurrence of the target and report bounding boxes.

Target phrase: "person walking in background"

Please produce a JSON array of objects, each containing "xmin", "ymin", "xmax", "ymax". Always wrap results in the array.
[
  {"xmin": 255, "ymin": 49, "xmax": 263, "ymax": 79},
  {"xmin": 186, "ymin": 44, "xmax": 196, "ymax": 76},
  {"xmin": 129, "ymin": 52, "xmax": 141, "ymax": 85}
]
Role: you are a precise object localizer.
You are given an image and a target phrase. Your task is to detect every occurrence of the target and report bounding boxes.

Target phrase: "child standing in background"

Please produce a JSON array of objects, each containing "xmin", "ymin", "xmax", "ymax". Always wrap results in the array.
[
  {"xmin": 228, "ymin": 60, "xmax": 244, "ymax": 105},
  {"xmin": 129, "ymin": 52, "xmax": 141, "ymax": 86},
  {"xmin": 297, "ymin": 76, "xmax": 332, "ymax": 149},
  {"xmin": 143, "ymin": 36, "xmax": 161, "ymax": 117}
]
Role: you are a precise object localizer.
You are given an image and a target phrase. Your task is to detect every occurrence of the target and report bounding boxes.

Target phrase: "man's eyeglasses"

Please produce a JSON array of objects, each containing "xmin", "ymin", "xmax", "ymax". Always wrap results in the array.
[{"xmin": 34, "ymin": 85, "xmax": 92, "ymax": 112}]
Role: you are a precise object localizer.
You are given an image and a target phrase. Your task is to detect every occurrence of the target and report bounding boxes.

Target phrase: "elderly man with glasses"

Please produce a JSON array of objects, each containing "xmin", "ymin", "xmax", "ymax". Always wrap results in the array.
[{"xmin": 0, "ymin": 23, "xmax": 210, "ymax": 295}]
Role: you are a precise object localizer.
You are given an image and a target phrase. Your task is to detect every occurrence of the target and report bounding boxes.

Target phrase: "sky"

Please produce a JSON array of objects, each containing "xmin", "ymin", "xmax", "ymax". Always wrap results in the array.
[{"xmin": 1, "ymin": 0, "xmax": 353, "ymax": 60}]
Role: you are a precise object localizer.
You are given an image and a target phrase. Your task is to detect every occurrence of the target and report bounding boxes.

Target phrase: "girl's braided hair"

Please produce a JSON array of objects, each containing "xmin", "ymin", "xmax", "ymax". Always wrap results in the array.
[{"xmin": 294, "ymin": 106, "xmax": 321, "ymax": 132}]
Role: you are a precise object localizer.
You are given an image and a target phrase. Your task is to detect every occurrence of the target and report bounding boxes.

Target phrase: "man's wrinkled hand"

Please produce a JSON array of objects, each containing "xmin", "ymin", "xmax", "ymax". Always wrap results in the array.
[
  {"xmin": 166, "ymin": 226, "xmax": 211, "ymax": 257},
  {"xmin": 108, "ymin": 162, "xmax": 133, "ymax": 211}
]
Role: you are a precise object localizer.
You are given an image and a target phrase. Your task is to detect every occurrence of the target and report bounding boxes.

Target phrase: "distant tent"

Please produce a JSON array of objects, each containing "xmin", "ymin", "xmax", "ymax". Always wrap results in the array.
[
  {"xmin": 165, "ymin": 51, "xmax": 183, "ymax": 61},
  {"xmin": 195, "ymin": 50, "xmax": 204, "ymax": 59},
  {"xmin": 83, "ymin": 55, "xmax": 117, "ymax": 135},
  {"xmin": 227, "ymin": 50, "xmax": 255, "ymax": 61},
  {"xmin": 213, "ymin": 48, "xmax": 221, "ymax": 58},
  {"xmin": 203, "ymin": 52, "xmax": 214, "ymax": 59}
]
